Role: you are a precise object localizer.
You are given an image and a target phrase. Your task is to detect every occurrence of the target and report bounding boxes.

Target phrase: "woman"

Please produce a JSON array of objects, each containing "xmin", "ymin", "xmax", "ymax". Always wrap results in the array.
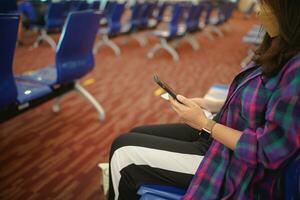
[{"xmin": 108, "ymin": 0, "xmax": 300, "ymax": 199}]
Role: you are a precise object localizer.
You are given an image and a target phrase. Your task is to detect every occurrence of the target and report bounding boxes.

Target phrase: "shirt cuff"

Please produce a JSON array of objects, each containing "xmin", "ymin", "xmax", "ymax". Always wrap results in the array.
[{"xmin": 234, "ymin": 128, "xmax": 259, "ymax": 166}]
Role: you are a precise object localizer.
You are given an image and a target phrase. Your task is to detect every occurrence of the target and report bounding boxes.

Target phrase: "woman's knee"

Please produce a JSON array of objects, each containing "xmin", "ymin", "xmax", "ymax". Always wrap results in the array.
[{"xmin": 110, "ymin": 133, "xmax": 132, "ymax": 154}]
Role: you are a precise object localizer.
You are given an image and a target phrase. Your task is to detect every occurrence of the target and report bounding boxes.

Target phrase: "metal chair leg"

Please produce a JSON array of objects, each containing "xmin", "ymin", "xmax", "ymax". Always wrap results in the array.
[
  {"xmin": 202, "ymin": 29, "xmax": 214, "ymax": 41},
  {"xmin": 184, "ymin": 34, "xmax": 200, "ymax": 50},
  {"xmin": 93, "ymin": 35, "xmax": 121, "ymax": 56},
  {"xmin": 93, "ymin": 39, "xmax": 104, "ymax": 54},
  {"xmin": 148, "ymin": 38, "xmax": 179, "ymax": 61},
  {"xmin": 75, "ymin": 82, "xmax": 105, "ymax": 121},
  {"xmin": 147, "ymin": 43, "xmax": 163, "ymax": 58},
  {"xmin": 135, "ymin": 35, "xmax": 148, "ymax": 47},
  {"xmin": 160, "ymin": 38, "xmax": 179, "ymax": 61},
  {"xmin": 32, "ymin": 29, "xmax": 56, "ymax": 50},
  {"xmin": 102, "ymin": 35, "xmax": 121, "ymax": 56},
  {"xmin": 52, "ymin": 95, "xmax": 64, "ymax": 113},
  {"xmin": 211, "ymin": 26, "xmax": 224, "ymax": 38}
]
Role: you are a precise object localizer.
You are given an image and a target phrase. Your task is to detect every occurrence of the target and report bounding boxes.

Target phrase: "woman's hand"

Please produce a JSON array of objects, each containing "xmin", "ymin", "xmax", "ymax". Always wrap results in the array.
[
  {"xmin": 170, "ymin": 95, "xmax": 207, "ymax": 131},
  {"xmin": 189, "ymin": 97, "xmax": 224, "ymax": 113}
]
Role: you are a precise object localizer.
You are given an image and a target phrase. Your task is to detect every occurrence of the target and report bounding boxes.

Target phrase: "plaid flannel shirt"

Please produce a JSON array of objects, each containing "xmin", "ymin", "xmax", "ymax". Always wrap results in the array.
[{"xmin": 184, "ymin": 53, "xmax": 300, "ymax": 199}]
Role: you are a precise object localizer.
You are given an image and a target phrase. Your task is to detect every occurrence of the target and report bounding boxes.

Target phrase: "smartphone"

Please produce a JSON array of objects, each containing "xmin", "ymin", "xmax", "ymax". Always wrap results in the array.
[{"xmin": 153, "ymin": 74, "xmax": 182, "ymax": 103}]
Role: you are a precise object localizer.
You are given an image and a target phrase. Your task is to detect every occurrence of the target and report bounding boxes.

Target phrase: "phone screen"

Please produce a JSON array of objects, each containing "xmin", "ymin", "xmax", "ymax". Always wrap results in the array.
[{"xmin": 153, "ymin": 75, "xmax": 182, "ymax": 103}]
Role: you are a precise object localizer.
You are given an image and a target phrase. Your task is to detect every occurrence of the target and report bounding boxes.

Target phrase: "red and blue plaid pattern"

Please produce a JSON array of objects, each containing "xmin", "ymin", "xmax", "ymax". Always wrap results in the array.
[{"xmin": 184, "ymin": 53, "xmax": 300, "ymax": 199}]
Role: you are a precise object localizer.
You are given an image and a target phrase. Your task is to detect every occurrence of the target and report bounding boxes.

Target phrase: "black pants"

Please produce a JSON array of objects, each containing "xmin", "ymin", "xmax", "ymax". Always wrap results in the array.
[{"xmin": 108, "ymin": 124, "xmax": 212, "ymax": 200}]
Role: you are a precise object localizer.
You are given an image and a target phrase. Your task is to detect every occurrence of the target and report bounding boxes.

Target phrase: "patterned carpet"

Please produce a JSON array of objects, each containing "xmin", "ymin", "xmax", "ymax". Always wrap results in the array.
[{"xmin": 0, "ymin": 13, "xmax": 256, "ymax": 200}]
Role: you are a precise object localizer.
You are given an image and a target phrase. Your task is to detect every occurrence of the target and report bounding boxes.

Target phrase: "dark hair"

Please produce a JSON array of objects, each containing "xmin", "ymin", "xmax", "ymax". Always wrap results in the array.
[{"xmin": 254, "ymin": 0, "xmax": 300, "ymax": 77}]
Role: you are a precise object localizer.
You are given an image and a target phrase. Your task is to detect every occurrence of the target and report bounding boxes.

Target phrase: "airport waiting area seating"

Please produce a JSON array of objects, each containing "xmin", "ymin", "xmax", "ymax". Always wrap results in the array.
[
  {"xmin": 93, "ymin": 2, "xmax": 126, "ymax": 56},
  {"xmin": 15, "ymin": 0, "xmax": 237, "ymax": 61},
  {"xmin": 32, "ymin": 2, "xmax": 66, "ymax": 50},
  {"xmin": 0, "ymin": 11, "xmax": 105, "ymax": 123}
]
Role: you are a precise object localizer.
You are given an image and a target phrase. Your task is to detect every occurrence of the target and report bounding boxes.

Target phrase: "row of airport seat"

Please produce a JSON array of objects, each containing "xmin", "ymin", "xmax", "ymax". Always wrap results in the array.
[
  {"xmin": 93, "ymin": 0, "xmax": 236, "ymax": 61},
  {"xmin": 17, "ymin": 0, "xmax": 236, "ymax": 61},
  {"xmin": 0, "ymin": 11, "xmax": 105, "ymax": 123}
]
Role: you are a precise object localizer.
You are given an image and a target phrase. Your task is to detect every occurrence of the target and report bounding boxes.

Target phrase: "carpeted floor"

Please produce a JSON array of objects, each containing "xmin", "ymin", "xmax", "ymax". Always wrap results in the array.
[{"xmin": 0, "ymin": 12, "xmax": 256, "ymax": 200}]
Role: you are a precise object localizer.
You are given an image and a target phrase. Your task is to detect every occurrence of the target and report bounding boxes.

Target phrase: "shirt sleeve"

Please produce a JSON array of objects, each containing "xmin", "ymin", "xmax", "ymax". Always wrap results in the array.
[{"xmin": 234, "ymin": 69, "xmax": 300, "ymax": 169}]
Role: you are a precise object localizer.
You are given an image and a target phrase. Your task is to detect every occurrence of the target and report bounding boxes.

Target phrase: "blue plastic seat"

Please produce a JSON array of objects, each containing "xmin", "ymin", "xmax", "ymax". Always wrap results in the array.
[
  {"xmin": 138, "ymin": 152, "xmax": 300, "ymax": 200},
  {"xmin": 90, "ymin": 1, "xmax": 100, "ymax": 10},
  {"xmin": 152, "ymin": 2, "xmax": 168, "ymax": 25},
  {"xmin": 147, "ymin": 2, "xmax": 207, "ymax": 61},
  {"xmin": 204, "ymin": 1, "xmax": 236, "ymax": 39},
  {"xmin": 93, "ymin": 2, "xmax": 126, "ymax": 56},
  {"xmin": 138, "ymin": 184, "xmax": 185, "ymax": 200},
  {"xmin": 284, "ymin": 153, "xmax": 300, "ymax": 200},
  {"xmin": 17, "ymin": 10, "xmax": 105, "ymax": 121},
  {"xmin": 147, "ymin": 3, "xmax": 187, "ymax": 61},
  {"xmin": 32, "ymin": 2, "xmax": 67, "ymax": 50},
  {"xmin": 0, "ymin": 14, "xmax": 51, "ymax": 111}
]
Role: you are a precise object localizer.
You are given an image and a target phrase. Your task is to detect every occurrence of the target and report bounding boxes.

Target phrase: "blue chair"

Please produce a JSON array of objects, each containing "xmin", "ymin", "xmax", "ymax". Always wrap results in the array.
[
  {"xmin": 76, "ymin": 1, "xmax": 89, "ymax": 11},
  {"xmin": 17, "ymin": 11, "xmax": 105, "ymax": 121},
  {"xmin": 152, "ymin": 2, "xmax": 168, "ymax": 25},
  {"xmin": 284, "ymin": 153, "xmax": 300, "ymax": 200},
  {"xmin": 0, "ymin": 14, "xmax": 52, "ymax": 120},
  {"xmin": 147, "ymin": 3, "xmax": 187, "ymax": 61},
  {"xmin": 93, "ymin": 2, "xmax": 126, "ymax": 56},
  {"xmin": 120, "ymin": 2, "xmax": 147, "ymax": 47},
  {"xmin": 205, "ymin": 1, "xmax": 236, "ymax": 39},
  {"xmin": 18, "ymin": 1, "xmax": 38, "ymax": 26},
  {"xmin": 138, "ymin": 153, "xmax": 300, "ymax": 200},
  {"xmin": 138, "ymin": 1, "xmax": 157, "ymax": 30},
  {"xmin": 177, "ymin": 2, "xmax": 207, "ymax": 51},
  {"xmin": 90, "ymin": 1, "xmax": 101, "ymax": 10},
  {"xmin": 138, "ymin": 184, "xmax": 185, "ymax": 200},
  {"xmin": 32, "ymin": 2, "xmax": 66, "ymax": 50}
]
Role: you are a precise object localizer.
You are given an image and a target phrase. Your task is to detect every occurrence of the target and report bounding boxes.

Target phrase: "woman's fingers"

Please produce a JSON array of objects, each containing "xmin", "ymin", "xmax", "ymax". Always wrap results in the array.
[
  {"xmin": 177, "ymin": 95, "xmax": 196, "ymax": 107},
  {"xmin": 169, "ymin": 96, "xmax": 185, "ymax": 110}
]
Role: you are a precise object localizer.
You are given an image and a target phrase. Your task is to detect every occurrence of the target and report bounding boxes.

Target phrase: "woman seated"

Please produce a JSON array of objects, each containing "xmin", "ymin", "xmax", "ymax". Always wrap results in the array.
[{"xmin": 108, "ymin": 0, "xmax": 300, "ymax": 199}]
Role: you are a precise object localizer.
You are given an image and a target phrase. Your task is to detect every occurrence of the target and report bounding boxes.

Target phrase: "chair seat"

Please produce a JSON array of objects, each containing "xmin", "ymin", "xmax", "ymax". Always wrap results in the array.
[
  {"xmin": 138, "ymin": 185, "xmax": 185, "ymax": 200},
  {"xmin": 16, "ymin": 81, "xmax": 52, "ymax": 104},
  {"xmin": 242, "ymin": 36, "xmax": 263, "ymax": 45},
  {"xmin": 16, "ymin": 65, "xmax": 57, "ymax": 85},
  {"xmin": 152, "ymin": 27, "xmax": 186, "ymax": 39},
  {"xmin": 99, "ymin": 27, "xmax": 109, "ymax": 35},
  {"xmin": 209, "ymin": 16, "xmax": 221, "ymax": 25},
  {"xmin": 140, "ymin": 193, "xmax": 173, "ymax": 200}
]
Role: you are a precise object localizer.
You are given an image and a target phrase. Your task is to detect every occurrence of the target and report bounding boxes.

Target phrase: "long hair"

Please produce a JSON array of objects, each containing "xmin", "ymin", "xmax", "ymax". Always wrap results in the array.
[{"xmin": 254, "ymin": 0, "xmax": 300, "ymax": 77}]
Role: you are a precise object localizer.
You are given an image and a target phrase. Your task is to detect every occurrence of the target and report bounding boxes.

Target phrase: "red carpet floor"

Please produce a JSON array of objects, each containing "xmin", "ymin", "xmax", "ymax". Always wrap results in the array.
[{"xmin": 0, "ymin": 13, "xmax": 256, "ymax": 200}]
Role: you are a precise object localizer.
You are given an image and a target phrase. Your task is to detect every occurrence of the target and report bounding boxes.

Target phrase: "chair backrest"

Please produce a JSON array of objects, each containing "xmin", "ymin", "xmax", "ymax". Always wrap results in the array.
[
  {"xmin": 108, "ymin": 3, "xmax": 126, "ymax": 34},
  {"xmin": 0, "ymin": 14, "xmax": 19, "ymax": 108},
  {"xmin": 285, "ymin": 153, "xmax": 300, "ymax": 200},
  {"xmin": 155, "ymin": 2, "xmax": 167, "ymax": 23},
  {"xmin": 185, "ymin": 3, "xmax": 205, "ymax": 32},
  {"xmin": 45, "ymin": 2, "xmax": 66, "ymax": 29},
  {"xmin": 91, "ymin": 1, "xmax": 100, "ymax": 10},
  {"xmin": 76, "ymin": 1, "xmax": 89, "ymax": 11},
  {"xmin": 18, "ymin": 1, "xmax": 37, "ymax": 22},
  {"xmin": 203, "ymin": 1, "xmax": 214, "ymax": 26},
  {"xmin": 128, "ymin": 2, "xmax": 143, "ymax": 29},
  {"xmin": 217, "ymin": 1, "xmax": 236, "ymax": 24},
  {"xmin": 139, "ymin": 2, "xmax": 157, "ymax": 29},
  {"xmin": 169, "ymin": 3, "xmax": 186, "ymax": 36},
  {"xmin": 55, "ymin": 11, "xmax": 101, "ymax": 84}
]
